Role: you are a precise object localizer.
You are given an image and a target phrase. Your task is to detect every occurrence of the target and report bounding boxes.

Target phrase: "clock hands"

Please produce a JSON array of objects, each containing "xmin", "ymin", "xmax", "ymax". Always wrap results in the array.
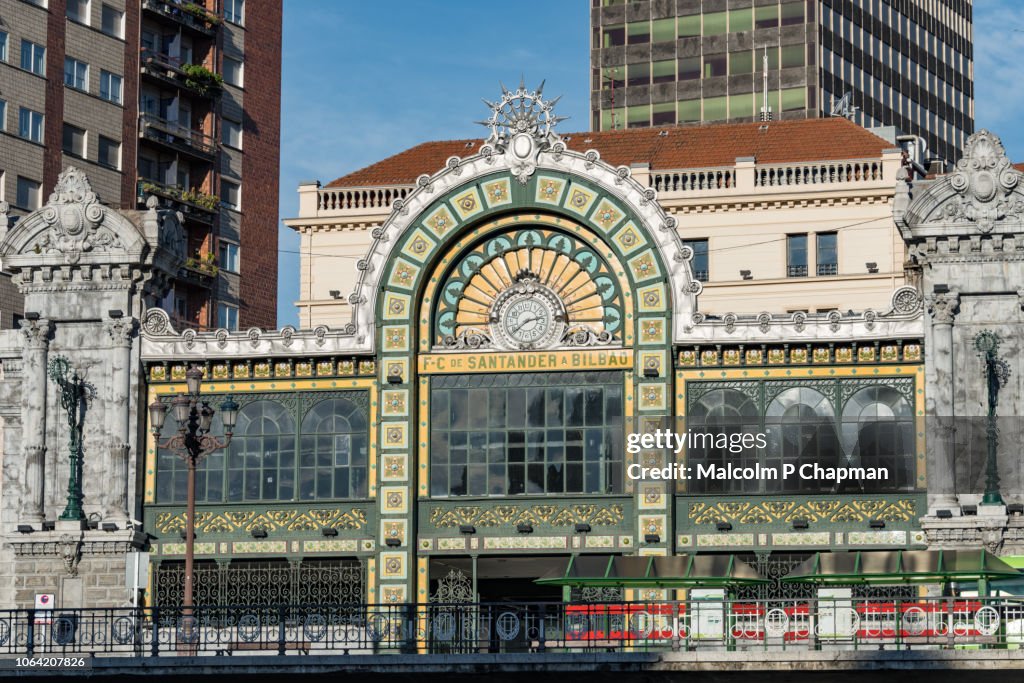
[{"xmin": 510, "ymin": 313, "xmax": 539, "ymax": 334}]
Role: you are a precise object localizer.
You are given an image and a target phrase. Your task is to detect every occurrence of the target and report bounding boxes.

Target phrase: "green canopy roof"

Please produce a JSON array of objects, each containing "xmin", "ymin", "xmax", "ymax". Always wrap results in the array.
[
  {"xmin": 783, "ymin": 549, "xmax": 1022, "ymax": 585},
  {"xmin": 534, "ymin": 554, "xmax": 769, "ymax": 589}
]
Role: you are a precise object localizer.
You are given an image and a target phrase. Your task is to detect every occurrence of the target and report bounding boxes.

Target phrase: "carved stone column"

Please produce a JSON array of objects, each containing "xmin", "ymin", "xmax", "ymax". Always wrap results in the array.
[
  {"xmin": 925, "ymin": 290, "xmax": 960, "ymax": 512},
  {"xmin": 103, "ymin": 314, "xmax": 135, "ymax": 521},
  {"xmin": 20, "ymin": 318, "xmax": 51, "ymax": 524}
]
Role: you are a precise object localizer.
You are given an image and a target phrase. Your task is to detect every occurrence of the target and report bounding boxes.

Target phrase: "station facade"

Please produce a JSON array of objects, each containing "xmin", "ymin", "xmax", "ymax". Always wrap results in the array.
[{"xmin": 0, "ymin": 87, "xmax": 1022, "ymax": 611}]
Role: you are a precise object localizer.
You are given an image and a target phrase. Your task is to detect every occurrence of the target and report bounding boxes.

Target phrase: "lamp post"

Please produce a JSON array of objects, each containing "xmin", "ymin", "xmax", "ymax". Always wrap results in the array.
[
  {"xmin": 974, "ymin": 331, "xmax": 1010, "ymax": 506},
  {"xmin": 148, "ymin": 366, "xmax": 238, "ymax": 612},
  {"xmin": 48, "ymin": 356, "xmax": 88, "ymax": 522}
]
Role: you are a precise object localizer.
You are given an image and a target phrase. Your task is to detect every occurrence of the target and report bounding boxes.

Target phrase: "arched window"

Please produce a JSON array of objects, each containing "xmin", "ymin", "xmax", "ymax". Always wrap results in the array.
[
  {"xmin": 687, "ymin": 388, "xmax": 760, "ymax": 493},
  {"xmin": 226, "ymin": 401, "xmax": 296, "ymax": 501},
  {"xmin": 841, "ymin": 386, "xmax": 915, "ymax": 491},
  {"xmin": 299, "ymin": 398, "xmax": 369, "ymax": 499},
  {"xmin": 765, "ymin": 388, "xmax": 841, "ymax": 492}
]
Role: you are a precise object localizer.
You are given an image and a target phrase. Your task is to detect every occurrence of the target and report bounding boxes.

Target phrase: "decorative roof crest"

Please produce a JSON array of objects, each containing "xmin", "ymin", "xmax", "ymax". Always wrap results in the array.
[
  {"xmin": 35, "ymin": 166, "xmax": 119, "ymax": 263},
  {"xmin": 477, "ymin": 79, "xmax": 568, "ymax": 184},
  {"xmin": 931, "ymin": 130, "xmax": 1023, "ymax": 232}
]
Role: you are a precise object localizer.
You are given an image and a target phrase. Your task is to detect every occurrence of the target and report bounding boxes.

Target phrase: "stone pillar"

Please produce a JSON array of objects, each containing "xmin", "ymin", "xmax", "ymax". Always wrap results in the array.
[
  {"xmin": 103, "ymin": 314, "xmax": 135, "ymax": 521},
  {"xmin": 925, "ymin": 290, "xmax": 960, "ymax": 513},
  {"xmin": 19, "ymin": 318, "xmax": 51, "ymax": 525}
]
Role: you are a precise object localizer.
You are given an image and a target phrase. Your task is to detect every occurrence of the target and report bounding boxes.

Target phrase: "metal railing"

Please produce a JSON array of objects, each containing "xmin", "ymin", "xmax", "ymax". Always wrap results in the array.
[
  {"xmin": 139, "ymin": 113, "xmax": 218, "ymax": 158},
  {"xmin": 2, "ymin": 598, "xmax": 1023, "ymax": 657}
]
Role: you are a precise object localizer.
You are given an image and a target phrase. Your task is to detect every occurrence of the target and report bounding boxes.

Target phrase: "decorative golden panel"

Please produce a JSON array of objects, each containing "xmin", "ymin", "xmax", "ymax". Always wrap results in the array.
[
  {"xmin": 421, "ymin": 205, "xmax": 458, "ymax": 238},
  {"xmin": 380, "ymin": 585, "xmax": 407, "ymax": 603},
  {"xmin": 154, "ymin": 508, "xmax": 368, "ymax": 534},
  {"xmin": 381, "ymin": 454, "xmax": 407, "ymax": 481},
  {"xmin": 589, "ymin": 197, "xmax": 625, "ymax": 232},
  {"xmin": 381, "ymin": 326, "xmax": 409, "ymax": 353},
  {"xmin": 450, "ymin": 187, "xmax": 484, "ymax": 221},
  {"xmin": 535, "ymin": 176, "xmax": 567, "ymax": 205},
  {"xmin": 380, "ymin": 487, "xmax": 408, "ymax": 514},
  {"xmin": 687, "ymin": 499, "xmax": 918, "ymax": 525},
  {"xmin": 380, "ymin": 552, "xmax": 407, "ymax": 580},
  {"xmin": 429, "ymin": 503, "xmax": 625, "ymax": 528},
  {"xmin": 381, "ymin": 389, "xmax": 408, "ymax": 417},
  {"xmin": 388, "ymin": 258, "xmax": 421, "ymax": 291},
  {"xmin": 482, "ymin": 178, "xmax": 512, "ymax": 208}
]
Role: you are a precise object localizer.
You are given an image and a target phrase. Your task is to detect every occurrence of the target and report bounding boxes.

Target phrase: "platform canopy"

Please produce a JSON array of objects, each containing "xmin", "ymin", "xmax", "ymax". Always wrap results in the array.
[
  {"xmin": 534, "ymin": 554, "xmax": 769, "ymax": 589},
  {"xmin": 783, "ymin": 549, "xmax": 1022, "ymax": 585}
]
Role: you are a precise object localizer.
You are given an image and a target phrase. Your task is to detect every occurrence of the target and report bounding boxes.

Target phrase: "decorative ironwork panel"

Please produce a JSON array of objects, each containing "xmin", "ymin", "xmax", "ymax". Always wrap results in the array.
[
  {"xmin": 430, "ymin": 569, "xmax": 474, "ymax": 604},
  {"xmin": 155, "ymin": 558, "xmax": 364, "ymax": 607},
  {"xmin": 571, "ymin": 587, "xmax": 624, "ymax": 602},
  {"xmin": 736, "ymin": 553, "xmax": 814, "ymax": 602}
]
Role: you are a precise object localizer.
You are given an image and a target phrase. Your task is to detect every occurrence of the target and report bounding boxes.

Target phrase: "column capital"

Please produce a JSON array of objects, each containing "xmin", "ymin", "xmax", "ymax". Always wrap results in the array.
[
  {"xmin": 925, "ymin": 289, "xmax": 960, "ymax": 326},
  {"xmin": 103, "ymin": 315, "xmax": 136, "ymax": 348},
  {"xmin": 19, "ymin": 318, "xmax": 52, "ymax": 350}
]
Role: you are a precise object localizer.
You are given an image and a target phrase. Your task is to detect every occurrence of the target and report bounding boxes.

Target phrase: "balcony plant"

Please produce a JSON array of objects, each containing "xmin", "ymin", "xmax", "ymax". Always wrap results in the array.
[
  {"xmin": 184, "ymin": 253, "xmax": 219, "ymax": 277},
  {"xmin": 181, "ymin": 2, "xmax": 222, "ymax": 27},
  {"xmin": 181, "ymin": 64, "xmax": 223, "ymax": 97}
]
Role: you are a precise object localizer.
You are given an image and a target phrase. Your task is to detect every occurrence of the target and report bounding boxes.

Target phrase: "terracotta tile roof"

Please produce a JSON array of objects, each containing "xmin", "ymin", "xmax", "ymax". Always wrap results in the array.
[
  {"xmin": 326, "ymin": 117, "xmax": 896, "ymax": 188},
  {"xmin": 1014, "ymin": 162, "xmax": 1024, "ymax": 173}
]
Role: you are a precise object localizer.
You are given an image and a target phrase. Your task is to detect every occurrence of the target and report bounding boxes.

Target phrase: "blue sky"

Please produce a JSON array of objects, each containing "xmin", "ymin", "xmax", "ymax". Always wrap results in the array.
[{"xmin": 275, "ymin": 0, "xmax": 1024, "ymax": 327}]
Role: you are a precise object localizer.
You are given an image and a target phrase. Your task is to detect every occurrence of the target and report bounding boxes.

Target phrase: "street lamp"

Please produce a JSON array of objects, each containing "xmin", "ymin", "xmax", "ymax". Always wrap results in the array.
[
  {"xmin": 148, "ymin": 366, "xmax": 238, "ymax": 613},
  {"xmin": 974, "ymin": 331, "xmax": 1011, "ymax": 506}
]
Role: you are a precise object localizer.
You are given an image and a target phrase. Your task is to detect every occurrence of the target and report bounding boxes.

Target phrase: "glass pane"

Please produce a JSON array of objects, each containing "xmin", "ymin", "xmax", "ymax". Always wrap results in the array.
[
  {"xmin": 678, "ymin": 15, "xmax": 700, "ymax": 38},
  {"xmin": 678, "ymin": 99, "xmax": 700, "ymax": 122},
  {"xmin": 704, "ymin": 96, "xmax": 728, "ymax": 121},
  {"xmin": 731, "ymin": 50, "xmax": 753, "ymax": 74},
  {"xmin": 704, "ymin": 11, "xmax": 727, "ymax": 35},
  {"xmin": 651, "ymin": 18, "xmax": 674, "ymax": 43}
]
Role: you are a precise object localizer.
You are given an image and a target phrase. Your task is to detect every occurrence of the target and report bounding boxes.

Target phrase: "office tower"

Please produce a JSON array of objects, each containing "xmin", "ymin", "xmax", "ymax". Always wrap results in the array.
[
  {"xmin": 590, "ymin": 0, "xmax": 972, "ymax": 162},
  {"xmin": 0, "ymin": 0, "xmax": 281, "ymax": 329}
]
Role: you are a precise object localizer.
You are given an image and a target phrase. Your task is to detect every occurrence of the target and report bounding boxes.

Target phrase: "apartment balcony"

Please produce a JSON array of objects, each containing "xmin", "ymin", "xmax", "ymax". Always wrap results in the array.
[
  {"xmin": 141, "ymin": 0, "xmax": 220, "ymax": 37},
  {"xmin": 176, "ymin": 257, "xmax": 218, "ymax": 289},
  {"xmin": 139, "ymin": 113, "xmax": 217, "ymax": 162},
  {"xmin": 140, "ymin": 49, "xmax": 222, "ymax": 99},
  {"xmin": 137, "ymin": 178, "xmax": 217, "ymax": 226}
]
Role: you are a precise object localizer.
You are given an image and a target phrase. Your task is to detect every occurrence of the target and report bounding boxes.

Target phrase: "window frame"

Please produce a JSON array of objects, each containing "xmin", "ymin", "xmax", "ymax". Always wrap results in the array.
[
  {"xmin": 97, "ymin": 134, "xmax": 121, "ymax": 170},
  {"xmin": 223, "ymin": 0, "xmax": 244, "ymax": 25},
  {"xmin": 62, "ymin": 122, "xmax": 87, "ymax": 158},
  {"xmin": 100, "ymin": 3, "xmax": 125, "ymax": 38},
  {"xmin": 18, "ymin": 107, "xmax": 44, "ymax": 144},
  {"xmin": 223, "ymin": 56, "xmax": 244, "ymax": 87},
  {"xmin": 217, "ymin": 302, "xmax": 239, "ymax": 330},
  {"xmin": 221, "ymin": 179, "xmax": 241, "ymax": 211},
  {"xmin": 16, "ymin": 176, "xmax": 42, "ymax": 210},
  {"xmin": 218, "ymin": 240, "xmax": 240, "ymax": 273},
  {"xmin": 99, "ymin": 70, "xmax": 124, "ymax": 105},
  {"xmin": 222, "ymin": 118, "xmax": 243, "ymax": 149},
  {"xmin": 66, "ymin": 0, "xmax": 91, "ymax": 25},
  {"xmin": 20, "ymin": 40, "xmax": 46, "ymax": 76},
  {"xmin": 64, "ymin": 56, "xmax": 90, "ymax": 92},
  {"xmin": 786, "ymin": 233, "xmax": 808, "ymax": 277},
  {"xmin": 816, "ymin": 232, "xmax": 838, "ymax": 276}
]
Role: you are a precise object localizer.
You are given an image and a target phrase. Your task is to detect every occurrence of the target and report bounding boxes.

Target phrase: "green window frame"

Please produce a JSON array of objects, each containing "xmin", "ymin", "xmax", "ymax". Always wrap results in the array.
[
  {"xmin": 429, "ymin": 372, "xmax": 625, "ymax": 497},
  {"xmin": 704, "ymin": 96, "xmax": 727, "ymax": 121},
  {"xmin": 728, "ymin": 7, "xmax": 752, "ymax": 32},
  {"xmin": 703, "ymin": 11, "xmax": 727, "ymax": 35},
  {"xmin": 781, "ymin": 86, "xmax": 807, "ymax": 111},
  {"xmin": 678, "ymin": 99, "xmax": 700, "ymax": 123},
  {"xmin": 781, "ymin": 44, "xmax": 804, "ymax": 69},
  {"xmin": 754, "ymin": 5, "xmax": 779, "ymax": 29},
  {"xmin": 155, "ymin": 394, "xmax": 369, "ymax": 504},
  {"xmin": 652, "ymin": 59, "xmax": 675, "ymax": 84},
  {"xmin": 730, "ymin": 50, "xmax": 754, "ymax": 75},
  {"xmin": 686, "ymin": 380, "xmax": 918, "ymax": 494},
  {"xmin": 729, "ymin": 92, "xmax": 754, "ymax": 119},
  {"xmin": 627, "ymin": 21, "xmax": 650, "ymax": 44}
]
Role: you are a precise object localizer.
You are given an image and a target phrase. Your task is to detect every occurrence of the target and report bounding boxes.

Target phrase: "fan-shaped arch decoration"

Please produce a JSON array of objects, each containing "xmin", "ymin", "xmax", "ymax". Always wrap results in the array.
[{"xmin": 434, "ymin": 228, "xmax": 624, "ymax": 351}]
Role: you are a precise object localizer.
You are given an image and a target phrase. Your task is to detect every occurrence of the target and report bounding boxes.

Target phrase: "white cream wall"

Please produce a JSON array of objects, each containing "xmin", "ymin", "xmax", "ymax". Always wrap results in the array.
[{"xmin": 288, "ymin": 154, "xmax": 907, "ymax": 328}]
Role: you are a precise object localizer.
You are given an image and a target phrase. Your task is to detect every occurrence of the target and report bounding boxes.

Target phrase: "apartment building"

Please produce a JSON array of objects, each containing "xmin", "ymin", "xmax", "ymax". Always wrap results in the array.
[{"xmin": 0, "ymin": 0, "xmax": 281, "ymax": 329}]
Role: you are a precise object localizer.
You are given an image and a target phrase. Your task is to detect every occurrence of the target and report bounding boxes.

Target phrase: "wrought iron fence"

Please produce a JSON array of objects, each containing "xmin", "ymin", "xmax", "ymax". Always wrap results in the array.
[{"xmin": 1, "ymin": 598, "xmax": 1023, "ymax": 657}]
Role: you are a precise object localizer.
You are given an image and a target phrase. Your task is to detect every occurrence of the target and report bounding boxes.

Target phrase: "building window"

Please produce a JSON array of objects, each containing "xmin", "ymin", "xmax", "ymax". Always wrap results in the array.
[
  {"xmin": 18, "ymin": 108, "xmax": 44, "ymax": 143},
  {"xmin": 781, "ymin": 87, "xmax": 807, "ymax": 111},
  {"xmin": 678, "ymin": 14, "xmax": 700, "ymax": 38},
  {"xmin": 217, "ymin": 303, "xmax": 238, "ymax": 330},
  {"xmin": 627, "ymin": 61, "xmax": 649, "ymax": 87},
  {"xmin": 678, "ymin": 56, "xmax": 700, "ymax": 81},
  {"xmin": 429, "ymin": 372, "xmax": 624, "ymax": 497},
  {"xmin": 101, "ymin": 4, "xmax": 124, "ymax": 37},
  {"xmin": 0, "ymin": 31, "xmax": 8, "ymax": 62},
  {"xmin": 780, "ymin": 1, "xmax": 805, "ymax": 26},
  {"xmin": 731, "ymin": 50, "xmax": 754, "ymax": 75},
  {"xmin": 223, "ymin": 56, "xmax": 243, "ymax": 87},
  {"xmin": 684, "ymin": 239, "xmax": 709, "ymax": 281},
  {"xmin": 816, "ymin": 232, "xmax": 838, "ymax": 276},
  {"xmin": 20, "ymin": 40, "xmax": 46, "ymax": 76},
  {"xmin": 626, "ymin": 21, "xmax": 650, "ymax": 45},
  {"xmin": 16, "ymin": 177, "xmax": 41, "ymax": 210},
  {"xmin": 222, "ymin": 118, "xmax": 242, "ymax": 149},
  {"xmin": 224, "ymin": 0, "xmax": 244, "ymax": 25},
  {"xmin": 98, "ymin": 135, "xmax": 120, "ymax": 169},
  {"xmin": 99, "ymin": 70, "xmax": 123, "ymax": 104},
  {"xmin": 651, "ymin": 18, "xmax": 674, "ymax": 43},
  {"xmin": 0, "ymin": 99, "xmax": 6, "ymax": 131},
  {"xmin": 678, "ymin": 99, "xmax": 700, "ymax": 123},
  {"xmin": 221, "ymin": 180, "xmax": 241, "ymax": 210},
  {"xmin": 703, "ymin": 53, "xmax": 727, "ymax": 78},
  {"xmin": 218, "ymin": 241, "xmax": 239, "ymax": 272},
  {"xmin": 651, "ymin": 101, "xmax": 675, "ymax": 126},
  {"xmin": 64, "ymin": 57, "xmax": 89, "ymax": 91},
  {"xmin": 703, "ymin": 11, "xmax": 727, "ymax": 35},
  {"xmin": 651, "ymin": 59, "xmax": 675, "ymax": 84},
  {"xmin": 156, "ymin": 395, "xmax": 370, "ymax": 505},
  {"xmin": 787, "ymin": 234, "xmax": 808, "ymax": 277},
  {"xmin": 66, "ymin": 0, "xmax": 90, "ymax": 24},
  {"xmin": 781, "ymin": 45, "xmax": 804, "ymax": 69},
  {"xmin": 62, "ymin": 123, "xmax": 86, "ymax": 158},
  {"xmin": 754, "ymin": 5, "xmax": 779, "ymax": 29},
  {"xmin": 299, "ymin": 398, "xmax": 369, "ymax": 500},
  {"xmin": 704, "ymin": 96, "xmax": 727, "ymax": 121},
  {"xmin": 602, "ymin": 24, "xmax": 625, "ymax": 47}
]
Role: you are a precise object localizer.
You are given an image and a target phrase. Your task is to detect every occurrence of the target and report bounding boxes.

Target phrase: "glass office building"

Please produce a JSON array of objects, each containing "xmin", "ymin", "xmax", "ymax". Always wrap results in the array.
[{"xmin": 591, "ymin": 0, "xmax": 973, "ymax": 163}]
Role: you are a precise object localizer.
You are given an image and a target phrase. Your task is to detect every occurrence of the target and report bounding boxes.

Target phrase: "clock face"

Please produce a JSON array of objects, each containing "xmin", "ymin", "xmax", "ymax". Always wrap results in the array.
[{"xmin": 502, "ymin": 296, "xmax": 552, "ymax": 344}]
